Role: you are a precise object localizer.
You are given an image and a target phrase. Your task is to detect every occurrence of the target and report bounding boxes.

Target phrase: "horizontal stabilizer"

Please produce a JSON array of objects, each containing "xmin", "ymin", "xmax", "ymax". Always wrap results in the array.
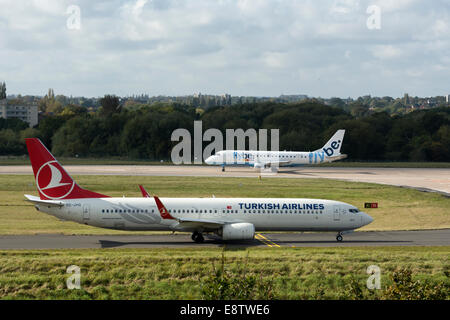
[
  {"xmin": 24, "ymin": 194, "xmax": 64, "ymax": 207},
  {"xmin": 327, "ymin": 154, "xmax": 347, "ymax": 161}
]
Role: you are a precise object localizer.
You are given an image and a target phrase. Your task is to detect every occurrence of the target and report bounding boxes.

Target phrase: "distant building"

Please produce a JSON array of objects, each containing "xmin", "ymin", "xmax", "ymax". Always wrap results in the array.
[
  {"xmin": 403, "ymin": 93, "xmax": 410, "ymax": 105},
  {"xmin": 446, "ymin": 94, "xmax": 450, "ymax": 104},
  {"xmin": 0, "ymin": 99, "xmax": 38, "ymax": 127}
]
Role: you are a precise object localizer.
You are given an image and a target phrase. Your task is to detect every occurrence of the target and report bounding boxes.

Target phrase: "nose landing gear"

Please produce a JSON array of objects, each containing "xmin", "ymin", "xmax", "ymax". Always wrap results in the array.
[
  {"xmin": 191, "ymin": 231, "xmax": 205, "ymax": 243},
  {"xmin": 336, "ymin": 233, "xmax": 343, "ymax": 242}
]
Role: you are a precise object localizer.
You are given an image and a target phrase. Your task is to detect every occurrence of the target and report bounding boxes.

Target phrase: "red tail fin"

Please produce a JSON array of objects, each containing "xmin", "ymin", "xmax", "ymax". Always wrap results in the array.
[{"xmin": 25, "ymin": 138, "xmax": 109, "ymax": 200}]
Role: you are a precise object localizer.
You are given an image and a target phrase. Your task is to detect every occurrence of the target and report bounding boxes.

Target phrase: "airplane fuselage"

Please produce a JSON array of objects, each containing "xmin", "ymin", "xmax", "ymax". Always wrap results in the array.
[
  {"xmin": 205, "ymin": 150, "xmax": 347, "ymax": 167},
  {"xmin": 37, "ymin": 197, "xmax": 372, "ymax": 233},
  {"xmin": 204, "ymin": 129, "xmax": 347, "ymax": 169}
]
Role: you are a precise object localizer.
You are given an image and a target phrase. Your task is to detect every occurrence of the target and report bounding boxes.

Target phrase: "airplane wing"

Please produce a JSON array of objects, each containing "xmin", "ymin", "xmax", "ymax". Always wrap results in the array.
[
  {"xmin": 176, "ymin": 217, "xmax": 225, "ymax": 229},
  {"xmin": 24, "ymin": 194, "xmax": 64, "ymax": 207},
  {"xmin": 256, "ymin": 160, "xmax": 292, "ymax": 168}
]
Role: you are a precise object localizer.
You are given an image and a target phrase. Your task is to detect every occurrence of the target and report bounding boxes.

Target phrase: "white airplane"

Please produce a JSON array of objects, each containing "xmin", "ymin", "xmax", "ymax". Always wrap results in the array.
[
  {"xmin": 24, "ymin": 138, "xmax": 373, "ymax": 243},
  {"xmin": 205, "ymin": 130, "xmax": 347, "ymax": 171}
]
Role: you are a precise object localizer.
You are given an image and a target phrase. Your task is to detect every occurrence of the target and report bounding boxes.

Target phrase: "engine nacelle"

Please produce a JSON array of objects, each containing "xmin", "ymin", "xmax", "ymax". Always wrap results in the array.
[{"xmin": 221, "ymin": 223, "xmax": 255, "ymax": 240}]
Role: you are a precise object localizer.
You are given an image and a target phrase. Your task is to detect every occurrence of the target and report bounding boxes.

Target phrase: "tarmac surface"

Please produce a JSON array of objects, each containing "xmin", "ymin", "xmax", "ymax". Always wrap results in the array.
[
  {"xmin": 1, "ymin": 165, "xmax": 449, "ymax": 196},
  {"xmin": 1, "ymin": 229, "xmax": 449, "ymax": 249}
]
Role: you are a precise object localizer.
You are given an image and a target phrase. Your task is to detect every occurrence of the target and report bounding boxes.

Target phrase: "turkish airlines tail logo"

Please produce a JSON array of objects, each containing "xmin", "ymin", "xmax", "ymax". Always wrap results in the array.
[
  {"xmin": 37, "ymin": 161, "xmax": 75, "ymax": 199},
  {"xmin": 41, "ymin": 164, "xmax": 71, "ymax": 190}
]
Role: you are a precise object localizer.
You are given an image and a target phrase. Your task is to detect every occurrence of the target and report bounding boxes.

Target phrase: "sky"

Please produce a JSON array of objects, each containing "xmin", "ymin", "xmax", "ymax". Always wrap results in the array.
[{"xmin": 0, "ymin": 0, "xmax": 449, "ymax": 98}]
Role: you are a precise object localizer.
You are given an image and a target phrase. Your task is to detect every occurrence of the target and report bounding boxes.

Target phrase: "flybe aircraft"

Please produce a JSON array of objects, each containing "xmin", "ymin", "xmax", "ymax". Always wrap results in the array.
[
  {"xmin": 24, "ymin": 138, "xmax": 372, "ymax": 243},
  {"xmin": 205, "ymin": 130, "xmax": 347, "ymax": 171}
]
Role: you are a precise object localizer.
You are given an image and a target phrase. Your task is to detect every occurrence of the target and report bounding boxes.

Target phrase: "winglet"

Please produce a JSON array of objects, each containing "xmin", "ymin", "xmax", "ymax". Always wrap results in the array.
[
  {"xmin": 139, "ymin": 185, "xmax": 151, "ymax": 198},
  {"xmin": 153, "ymin": 195, "xmax": 176, "ymax": 220}
]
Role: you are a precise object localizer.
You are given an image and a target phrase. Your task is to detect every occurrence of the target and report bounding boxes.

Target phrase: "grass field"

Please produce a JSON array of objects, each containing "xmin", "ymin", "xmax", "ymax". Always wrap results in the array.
[
  {"xmin": 0, "ymin": 175, "xmax": 448, "ymax": 235},
  {"xmin": 0, "ymin": 247, "xmax": 448, "ymax": 299}
]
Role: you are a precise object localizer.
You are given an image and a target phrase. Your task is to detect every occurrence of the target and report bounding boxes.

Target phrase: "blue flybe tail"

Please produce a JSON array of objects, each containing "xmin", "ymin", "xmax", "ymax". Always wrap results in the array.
[{"xmin": 315, "ymin": 130, "xmax": 345, "ymax": 157}]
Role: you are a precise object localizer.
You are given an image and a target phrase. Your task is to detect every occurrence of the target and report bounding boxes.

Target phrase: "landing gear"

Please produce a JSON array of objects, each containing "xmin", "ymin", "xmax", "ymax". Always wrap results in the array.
[
  {"xmin": 336, "ymin": 233, "xmax": 343, "ymax": 242},
  {"xmin": 221, "ymin": 165, "xmax": 225, "ymax": 172},
  {"xmin": 191, "ymin": 231, "xmax": 204, "ymax": 243}
]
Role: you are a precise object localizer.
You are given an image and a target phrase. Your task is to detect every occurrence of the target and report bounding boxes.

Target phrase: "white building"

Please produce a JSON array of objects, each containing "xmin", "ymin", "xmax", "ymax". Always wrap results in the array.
[
  {"xmin": 446, "ymin": 94, "xmax": 450, "ymax": 104},
  {"xmin": 0, "ymin": 100, "xmax": 38, "ymax": 127}
]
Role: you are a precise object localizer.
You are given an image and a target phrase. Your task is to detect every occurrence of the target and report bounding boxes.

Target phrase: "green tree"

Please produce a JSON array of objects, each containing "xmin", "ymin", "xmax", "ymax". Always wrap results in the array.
[{"xmin": 100, "ymin": 95, "xmax": 121, "ymax": 117}]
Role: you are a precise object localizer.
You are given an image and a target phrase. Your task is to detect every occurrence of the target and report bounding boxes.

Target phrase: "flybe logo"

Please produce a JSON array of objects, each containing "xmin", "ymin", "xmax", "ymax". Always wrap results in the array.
[
  {"xmin": 323, "ymin": 140, "xmax": 341, "ymax": 157},
  {"xmin": 239, "ymin": 203, "xmax": 325, "ymax": 210}
]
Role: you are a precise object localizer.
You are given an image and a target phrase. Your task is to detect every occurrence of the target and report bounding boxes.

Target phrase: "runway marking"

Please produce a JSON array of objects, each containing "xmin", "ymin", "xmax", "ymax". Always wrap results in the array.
[{"xmin": 255, "ymin": 233, "xmax": 280, "ymax": 247}]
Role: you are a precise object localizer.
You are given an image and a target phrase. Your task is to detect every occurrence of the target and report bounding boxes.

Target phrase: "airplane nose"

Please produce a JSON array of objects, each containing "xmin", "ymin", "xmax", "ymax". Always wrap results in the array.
[
  {"xmin": 361, "ymin": 212, "xmax": 374, "ymax": 226},
  {"xmin": 205, "ymin": 156, "xmax": 214, "ymax": 164}
]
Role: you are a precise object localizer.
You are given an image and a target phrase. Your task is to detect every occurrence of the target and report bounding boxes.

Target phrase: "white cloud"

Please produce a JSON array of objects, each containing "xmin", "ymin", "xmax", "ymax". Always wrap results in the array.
[
  {"xmin": 0, "ymin": 0, "xmax": 449, "ymax": 98},
  {"xmin": 371, "ymin": 45, "xmax": 403, "ymax": 59}
]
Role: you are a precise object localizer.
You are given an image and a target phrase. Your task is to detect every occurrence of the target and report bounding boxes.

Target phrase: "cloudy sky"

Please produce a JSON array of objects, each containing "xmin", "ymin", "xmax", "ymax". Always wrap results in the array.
[{"xmin": 0, "ymin": 0, "xmax": 449, "ymax": 98}]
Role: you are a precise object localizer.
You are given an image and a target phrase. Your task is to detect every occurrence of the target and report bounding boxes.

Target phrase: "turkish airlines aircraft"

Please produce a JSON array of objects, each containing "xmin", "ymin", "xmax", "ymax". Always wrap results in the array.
[
  {"xmin": 24, "ymin": 138, "xmax": 373, "ymax": 243},
  {"xmin": 205, "ymin": 130, "xmax": 347, "ymax": 171}
]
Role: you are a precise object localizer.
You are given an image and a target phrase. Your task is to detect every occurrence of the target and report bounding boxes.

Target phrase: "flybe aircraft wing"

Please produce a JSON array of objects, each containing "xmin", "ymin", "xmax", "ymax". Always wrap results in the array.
[
  {"xmin": 24, "ymin": 194, "xmax": 64, "ymax": 207},
  {"xmin": 262, "ymin": 160, "xmax": 293, "ymax": 168}
]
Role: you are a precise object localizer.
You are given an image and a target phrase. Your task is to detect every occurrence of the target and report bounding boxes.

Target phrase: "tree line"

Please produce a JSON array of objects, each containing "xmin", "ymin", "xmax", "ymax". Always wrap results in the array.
[{"xmin": 1, "ymin": 100, "xmax": 449, "ymax": 162}]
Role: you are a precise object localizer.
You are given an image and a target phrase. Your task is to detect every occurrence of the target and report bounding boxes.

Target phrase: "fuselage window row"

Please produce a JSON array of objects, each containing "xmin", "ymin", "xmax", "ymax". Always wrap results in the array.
[{"xmin": 101, "ymin": 208, "xmax": 324, "ymax": 215}]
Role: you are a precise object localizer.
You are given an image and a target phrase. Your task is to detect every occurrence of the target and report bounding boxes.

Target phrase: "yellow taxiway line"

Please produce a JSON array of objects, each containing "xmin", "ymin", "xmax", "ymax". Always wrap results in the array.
[{"xmin": 255, "ymin": 233, "xmax": 281, "ymax": 247}]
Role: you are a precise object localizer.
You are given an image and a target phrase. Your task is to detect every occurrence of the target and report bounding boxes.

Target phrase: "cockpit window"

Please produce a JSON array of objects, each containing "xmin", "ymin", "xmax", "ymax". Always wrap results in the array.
[{"xmin": 349, "ymin": 208, "xmax": 359, "ymax": 213}]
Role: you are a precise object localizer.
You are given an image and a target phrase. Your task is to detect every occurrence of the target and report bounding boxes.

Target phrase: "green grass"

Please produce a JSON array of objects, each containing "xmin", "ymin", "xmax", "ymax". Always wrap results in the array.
[
  {"xmin": 0, "ymin": 175, "xmax": 448, "ymax": 234},
  {"xmin": 0, "ymin": 247, "xmax": 448, "ymax": 299}
]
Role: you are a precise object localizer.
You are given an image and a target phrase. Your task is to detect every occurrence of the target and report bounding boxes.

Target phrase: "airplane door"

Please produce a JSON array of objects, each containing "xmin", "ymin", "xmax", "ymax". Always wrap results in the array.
[
  {"xmin": 83, "ymin": 204, "xmax": 90, "ymax": 220},
  {"xmin": 333, "ymin": 205, "xmax": 340, "ymax": 221}
]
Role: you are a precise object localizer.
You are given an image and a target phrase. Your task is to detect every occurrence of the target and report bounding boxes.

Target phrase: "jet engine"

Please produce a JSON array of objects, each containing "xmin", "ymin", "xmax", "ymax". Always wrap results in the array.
[{"xmin": 220, "ymin": 222, "xmax": 255, "ymax": 240}]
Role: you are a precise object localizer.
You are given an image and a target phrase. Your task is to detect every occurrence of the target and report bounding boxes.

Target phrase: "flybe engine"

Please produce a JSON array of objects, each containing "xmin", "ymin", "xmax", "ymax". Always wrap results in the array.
[{"xmin": 221, "ymin": 223, "xmax": 255, "ymax": 240}]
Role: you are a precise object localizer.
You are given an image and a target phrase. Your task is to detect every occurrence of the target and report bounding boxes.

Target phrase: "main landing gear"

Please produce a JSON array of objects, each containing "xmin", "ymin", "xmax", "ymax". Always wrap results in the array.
[
  {"xmin": 191, "ymin": 231, "xmax": 204, "ymax": 243},
  {"xmin": 336, "ymin": 232, "xmax": 343, "ymax": 242},
  {"xmin": 221, "ymin": 165, "xmax": 225, "ymax": 172}
]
